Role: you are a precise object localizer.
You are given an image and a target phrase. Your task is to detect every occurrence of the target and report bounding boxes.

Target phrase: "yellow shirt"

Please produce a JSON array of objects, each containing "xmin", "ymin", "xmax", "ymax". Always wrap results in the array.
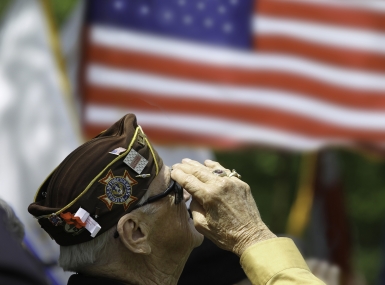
[{"xmin": 240, "ymin": 238, "xmax": 325, "ymax": 285}]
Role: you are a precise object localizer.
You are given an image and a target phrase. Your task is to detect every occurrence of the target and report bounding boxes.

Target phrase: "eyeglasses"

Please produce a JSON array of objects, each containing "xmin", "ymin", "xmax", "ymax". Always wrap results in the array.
[
  {"xmin": 133, "ymin": 179, "xmax": 184, "ymax": 209},
  {"xmin": 113, "ymin": 179, "xmax": 183, "ymax": 238}
]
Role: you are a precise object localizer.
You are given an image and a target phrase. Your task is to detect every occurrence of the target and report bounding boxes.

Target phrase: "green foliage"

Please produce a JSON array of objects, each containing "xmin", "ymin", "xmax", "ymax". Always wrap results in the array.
[
  {"xmin": 0, "ymin": 0, "xmax": 11, "ymax": 19},
  {"xmin": 215, "ymin": 148, "xmax": 301, "ymax": 234},
  {"xmin": 0, "ymin": 0, "xmax": 78, "ymax": 27},
  {"xmin": 354, "ymin": 248, "xmax": 382, "ymax": 285},
  {"xmin": 50, "ymin": 0, "xmax": 79, "ymax": 27},
  {"xmin": 339, "ymin": 150, "xmax": 385, "ymax": 284}
]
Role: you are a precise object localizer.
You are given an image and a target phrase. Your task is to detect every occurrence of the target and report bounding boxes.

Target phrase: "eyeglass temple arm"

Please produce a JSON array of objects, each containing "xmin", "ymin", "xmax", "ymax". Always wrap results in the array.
[{"xmin": 132, "ymin": 184, "xmax": 174, "ymax": 210}]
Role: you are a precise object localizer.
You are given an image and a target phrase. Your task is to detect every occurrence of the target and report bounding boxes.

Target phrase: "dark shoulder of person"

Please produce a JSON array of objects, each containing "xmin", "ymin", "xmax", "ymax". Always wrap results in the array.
[{"xmin": 0, "ymin": 209, "xmax": 49, "ymax": 285}]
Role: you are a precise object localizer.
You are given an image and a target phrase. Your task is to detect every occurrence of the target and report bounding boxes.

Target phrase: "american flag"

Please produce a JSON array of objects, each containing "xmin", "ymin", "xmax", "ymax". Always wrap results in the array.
[{"xmin": 81, "ymin": 0, "xmax": 385, "ymax": 150}]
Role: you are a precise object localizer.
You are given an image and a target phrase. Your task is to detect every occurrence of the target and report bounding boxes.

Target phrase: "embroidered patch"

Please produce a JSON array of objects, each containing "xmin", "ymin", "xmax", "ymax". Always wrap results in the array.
[
  {"xmin": 48, "ymin": 214, "xmax": 63, "ymax": 226},
  {"xmin": 123, "ymin": 149, "xmax": 148, "ymax": 174},
  {"xmin": 109, "ymin": 147, "xmax": 127, "ymax": 155},
  {"xmin": 64, "ymin": 224, "xmax": 85, "ymax": 236},
  {"xmin": 68, "ymin": 208, "xmax": 101, "ymax": 238},
  {"xmin": 137, "ymin": 133, "xmax": 146, "ymax": 146},
  {"xmin": 98, "ymin": 170, "xmax": 138, "ymax": 211}
]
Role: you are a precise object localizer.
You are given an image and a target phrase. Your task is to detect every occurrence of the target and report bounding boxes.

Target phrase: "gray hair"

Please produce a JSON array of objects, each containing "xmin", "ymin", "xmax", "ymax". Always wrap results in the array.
[
  {"xmin": 59, "ymin": 193, "xmax": 160, "ymax": 272},
  {"xmin": 0, "ymin": 198, "xmax": 25, "ymax": 243}
]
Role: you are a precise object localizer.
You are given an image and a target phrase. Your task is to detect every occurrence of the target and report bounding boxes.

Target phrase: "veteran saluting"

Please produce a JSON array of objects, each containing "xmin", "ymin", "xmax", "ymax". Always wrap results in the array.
[{"xmin": 28, "ymin": 114, "xmax": 324, "ymax": 285}]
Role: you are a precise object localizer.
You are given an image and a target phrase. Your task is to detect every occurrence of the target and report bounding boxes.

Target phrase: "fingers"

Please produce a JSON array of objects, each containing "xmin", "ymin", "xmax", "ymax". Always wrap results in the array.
[
  {"xmin": 171, "ymin": 168, "xmax": 208, "ymax": 204},
  {"xmin": 189, "ymin": 199, "xmax": 208, "ymax": 233},
  {"xmin": 172, "ymin": 158, "xmax": 233, "ymax": 207},
  {"xmin": 205, "ymin": 160, "xmax": 235, "ymax": 179},
  {"xmin": 204, "ymin": 159, "xmax": 225, "ymax": 170},
  {"xmin": 179, "ymin": 158, "xmax": 224, "ymax": 171},
  {"xmin": 173, "ymin": 159, "xmax": 220, "ymax": 184},
  {"xmin": 181, "ymin": 158, "xmax": 203, "ymax": 167}
]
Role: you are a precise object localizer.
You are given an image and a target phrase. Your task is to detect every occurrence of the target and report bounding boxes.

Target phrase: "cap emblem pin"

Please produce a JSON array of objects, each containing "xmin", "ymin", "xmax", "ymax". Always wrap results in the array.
[
  {"xmin": 123, "ymin": 149, "xmax": 148, "ymax": 174},
  {"xmin": 98, "ymin": 170, "xmax": 138, "ymax": 211}
]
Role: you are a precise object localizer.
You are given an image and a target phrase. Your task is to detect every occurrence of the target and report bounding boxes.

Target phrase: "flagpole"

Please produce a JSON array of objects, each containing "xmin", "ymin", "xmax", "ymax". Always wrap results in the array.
[
  {"xmin": 39, "ymin": 0, "xmax": 84, "ymax": 144},
  {"xmin": 286, "ymin": 152, "xmax": 318, "ymax": 237}
]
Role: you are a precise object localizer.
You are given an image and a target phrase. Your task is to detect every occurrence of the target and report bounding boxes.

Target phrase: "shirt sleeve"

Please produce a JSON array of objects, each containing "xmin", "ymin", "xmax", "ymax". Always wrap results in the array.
[{"xmin": 240, "ymin": 237, "xmax": 326, "ymax": 285}]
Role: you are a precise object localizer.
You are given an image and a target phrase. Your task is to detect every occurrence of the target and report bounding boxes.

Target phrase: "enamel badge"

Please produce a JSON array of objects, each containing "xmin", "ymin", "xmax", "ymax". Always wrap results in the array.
[
  {"xmin": 98, "ymin": 170, "xmax": 138, "ymax": 211},
  {"xmin": 109, "ymin": 147, "xmax": 127, "ymax": 156},
  {"xmin": 123, "ymin": 149, "xmax": 148, "ymax": 174}
]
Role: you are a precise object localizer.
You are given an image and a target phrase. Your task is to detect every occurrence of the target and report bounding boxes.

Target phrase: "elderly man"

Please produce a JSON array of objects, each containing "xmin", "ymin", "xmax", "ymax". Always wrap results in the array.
[{"xmin": 28, "ymin": 114, "xmax": 324, "ymax": 285}]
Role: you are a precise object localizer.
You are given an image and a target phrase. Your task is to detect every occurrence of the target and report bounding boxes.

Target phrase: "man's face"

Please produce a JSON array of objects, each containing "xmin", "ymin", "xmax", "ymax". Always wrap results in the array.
[{"xmin": 145, "ymin": 165, "xmax": 203, "ymax": 255}]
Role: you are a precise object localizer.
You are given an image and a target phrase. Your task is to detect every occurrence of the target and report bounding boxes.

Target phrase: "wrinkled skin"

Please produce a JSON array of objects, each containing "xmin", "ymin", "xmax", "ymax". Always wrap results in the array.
[{"xmin": 171, "ymin": 159, "xmax": 276, "ymax": 256}]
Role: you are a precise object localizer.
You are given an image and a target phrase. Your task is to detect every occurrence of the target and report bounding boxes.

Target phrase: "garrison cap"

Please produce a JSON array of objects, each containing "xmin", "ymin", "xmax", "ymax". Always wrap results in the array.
[{"xmin": 28, "ymin": 114, "xmax": 163, "ymax": 246}]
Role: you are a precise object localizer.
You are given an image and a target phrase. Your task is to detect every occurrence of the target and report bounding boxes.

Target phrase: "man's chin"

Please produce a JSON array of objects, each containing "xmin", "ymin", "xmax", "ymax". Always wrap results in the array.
[
  {"xmin": 186, "ymin": 218, "xmax": 204, "ymax": 247},
  {"xmin": 194, "ymin": 232, "xmax": 204, "ymax": 247},
  {"xmin": 191, "ymin": 226, "xmax": 204, "ymax": 247}
]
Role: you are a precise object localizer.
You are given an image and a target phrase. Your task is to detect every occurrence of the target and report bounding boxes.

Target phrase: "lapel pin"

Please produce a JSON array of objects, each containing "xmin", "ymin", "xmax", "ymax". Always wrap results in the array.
[{"xmin": 136, "ymin": 174, "xmax": 151, "ymax": 178}]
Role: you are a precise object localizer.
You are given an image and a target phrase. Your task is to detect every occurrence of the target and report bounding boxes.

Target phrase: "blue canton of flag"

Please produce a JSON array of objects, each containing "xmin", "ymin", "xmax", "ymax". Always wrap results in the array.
[{"xmin": 87, "ymin": 0, "xmax": 254, "ymax": 49}]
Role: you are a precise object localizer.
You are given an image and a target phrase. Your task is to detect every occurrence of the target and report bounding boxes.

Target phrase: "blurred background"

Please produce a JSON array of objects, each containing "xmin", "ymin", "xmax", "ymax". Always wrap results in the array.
[{"xmin": 0, "ymin": 0, "xmax": 384, "ymax": 284}]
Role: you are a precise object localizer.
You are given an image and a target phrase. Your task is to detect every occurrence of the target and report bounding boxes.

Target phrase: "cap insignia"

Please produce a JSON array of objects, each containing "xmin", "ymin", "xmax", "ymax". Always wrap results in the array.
[
  {"xmin": 137, "ymin": 133, "xmax": 146, "ymax": 146},
  {"xmin": 48, "ymin": 214, "xmax": 63, "ymax": 226},
  {"xmin": 98, "ymin": 170, "xmax": 138, "ymax": 211},
  {"xmin": 109, "ymin": 147, "xmax": 127, "ymax": 156},
  {"xmin": 60, "ymin": 208, "xmax": 102, "ymax": 237},
  {"xmin": 136, "ymin": 174, "xmax": 151, "ymax": 178},
  {"xmin": 123, "ymin": 149, "xmax": 148, "ymax": 174}
]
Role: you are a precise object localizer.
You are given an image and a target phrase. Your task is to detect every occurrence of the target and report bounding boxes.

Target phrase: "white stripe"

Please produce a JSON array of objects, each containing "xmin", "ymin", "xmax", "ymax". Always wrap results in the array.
[
  {"xmin": 88, "ymin": 64, "xmax": 385, "ymax": 131},
  {"xmin": 85, "ymin": 104, "xmax": 344, "ymax": 151},
  {"xmin": 254, "ymin": 15, "xmax": 385, "ymax": 54},
  {"xmin": 90, "ymin": 26, "xmax": 385, "ymax": 91}
]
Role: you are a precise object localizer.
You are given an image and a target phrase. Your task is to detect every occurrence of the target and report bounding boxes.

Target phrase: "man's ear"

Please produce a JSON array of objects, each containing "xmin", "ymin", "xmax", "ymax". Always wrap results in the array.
[{"xmin": 117, "ymin": 213, "xmax": 151, "ymax": 255}]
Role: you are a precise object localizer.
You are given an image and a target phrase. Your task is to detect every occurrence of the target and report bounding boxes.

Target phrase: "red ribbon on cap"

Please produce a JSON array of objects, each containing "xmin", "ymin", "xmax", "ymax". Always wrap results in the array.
[{"xmin": 60, "ymin": 212, "xmax": 86, "ymax": 229}]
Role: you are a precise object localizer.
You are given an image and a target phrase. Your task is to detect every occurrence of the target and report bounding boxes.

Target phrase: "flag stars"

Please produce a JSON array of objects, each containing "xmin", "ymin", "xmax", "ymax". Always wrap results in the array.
[
  {"xmin": 114, "ymin": 0, "xmax": 124, "ymax": 10},
  {"xmin": 218, "ymin": 6, "xmax": 226, "ymax": 14},
  {"xmin": 223, "ymin": 23, "xmax": 233, "ymax": 33},
  {"xmin": 204, "ymin": 18, "xmax": 213, "ymax": 28},
  {"xmin": 163, "ymin": 10, "xmax": 173, "ymax": 21},
  {"xmin": 197, "ymin": 2, "xmax": 205, "ymax": 10},
  {"xmin": 140, "ymin": 5, "xmax": 149, "ymax": 15},
  {"xmin": 105, "ymin": 0, "xmax": 247, "ymax": 48},
  {"xmin": 183, "ymin": 15, "xmax": 193, "ymax": 25}
]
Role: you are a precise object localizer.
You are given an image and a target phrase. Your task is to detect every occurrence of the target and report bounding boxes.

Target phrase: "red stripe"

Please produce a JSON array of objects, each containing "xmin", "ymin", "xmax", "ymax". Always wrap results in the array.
[
  {"xmin": 255, "ymin": 35, "xmax": 385, "ymax": 73},
  {"xmin": 86, "ymin": 44, "xmax": 385, "ymax": 111},
  {"xmin": 84, "ymin": 86, "xmax": 385, "ymax": 142},
  {"xmin": 256, "ymin": 1, "xmax": 385, "ymax": 33},
  {"xmin": 84, "ymin": 124, "xmax": 242, "ymax": 149}
]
